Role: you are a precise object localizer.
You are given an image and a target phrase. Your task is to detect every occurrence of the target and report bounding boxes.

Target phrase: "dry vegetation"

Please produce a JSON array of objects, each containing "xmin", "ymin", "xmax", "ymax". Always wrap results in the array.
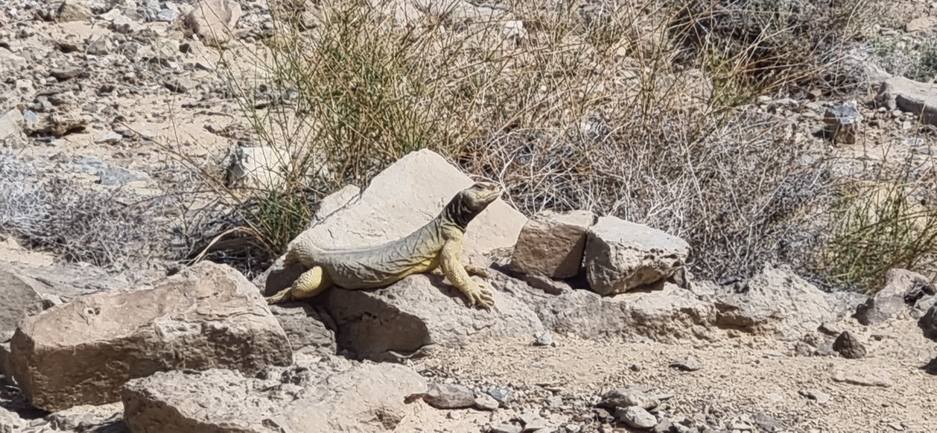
[{"xmin": 208, "ymin": 0, "xmax": 905, "ymax": 287}]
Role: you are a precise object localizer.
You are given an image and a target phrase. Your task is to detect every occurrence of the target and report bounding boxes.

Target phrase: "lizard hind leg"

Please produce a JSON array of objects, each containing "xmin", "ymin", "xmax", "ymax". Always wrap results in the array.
[{"xmin": 265, "ymin": 266, "xmax": 332, "ymax": 304}]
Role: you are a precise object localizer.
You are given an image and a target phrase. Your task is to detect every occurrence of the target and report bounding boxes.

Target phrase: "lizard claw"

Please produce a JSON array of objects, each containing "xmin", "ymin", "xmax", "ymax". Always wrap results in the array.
[{"xmin": 467, "ymin": 284, "xmax": 494, "ymax": 310}]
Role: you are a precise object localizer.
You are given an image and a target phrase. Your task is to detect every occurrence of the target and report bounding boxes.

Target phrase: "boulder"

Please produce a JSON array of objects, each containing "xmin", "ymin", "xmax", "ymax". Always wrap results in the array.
[
  {"xmin": 268, "ymin": 303, "xmax": 336, "ymax": 357},
  {"xmin": 875, "ymin": 77, "xmax": 937, "ymax": 127},
  {"xmin": 0, "ymin": 109, "xmax": 25, "ymax": 141},
  {"xmin": 920, "ymin": 305, "xmax": 937, "ymax": 342},
  {"xmin": 832, "ymin": 331, "xmax": 866, "ymax": 359},
  {"xmin": 122, "ymin": 362, "xmax": 426, "ymax": 433},
  {"xmin": 186, "ymin": 0, "xmax": 242, "ymax": 46},
  {"xmin": 855, "ymin": 269, "xmax": 932, "ymax": 325},
  {"xmin": 261, "ymin": 149, "xmax": 527, "ymax": 296},
  {"xmin": 9, "ymin": 262, "xmax": 291, "ymax": 411},
  {"xmin": 500, "ymin": 272, "xmax": 713, "ymax": 342},
  {"xmin": 583, "ymin": 217, "xmax": 689, "ymax": 295},
  {"xmin": 0, "ymin": 265, "xmax": 45, "ymax": 342},
  {"xmin": 509, "ymin": 210, "xmax": 595, "ymax": 278},
  {"xmin": 326, "ymin": 273, "xmax": 544, "ymax": 360},
  {"xmin": 0, "ymin": 406, "xmax": 23, "ymax": 433},
  {"xmin": 714, "ymin": 264, "xmax": 835, "ymax": 341}
]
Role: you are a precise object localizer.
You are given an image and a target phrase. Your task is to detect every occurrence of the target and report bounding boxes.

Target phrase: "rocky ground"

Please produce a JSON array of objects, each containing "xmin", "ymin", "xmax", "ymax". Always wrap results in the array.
[{"xmin": 2, "ymin": 0, "xmax": 937, "ymax": 432}]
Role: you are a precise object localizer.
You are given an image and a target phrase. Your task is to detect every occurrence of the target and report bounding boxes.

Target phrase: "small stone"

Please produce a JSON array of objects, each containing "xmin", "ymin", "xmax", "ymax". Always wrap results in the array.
[
  {"xmin": 824, "ymin": 102, "xmax": 861, "ymax": 144},
  {"xmin": 475, "ymin": 393, "xmax": 499, "ymax": 411},
  {"xmin": 0, "ymin": 109, "xmax": 25, "ymax": 140},
  {"xmin": 423, "ymin": 383, "xmax": 475, "ymax": 409},
  {"xmin": 616, "ymin": 406, "xmax": 657, "ymax": 429},
  {"xmin": 50, "ymin": 66, "xmax": 83, "ymax": 81},
  {"xmin": 490, "ymin": 423, "xmax": 521, "ymax": 433},
  {"xmin": 164, "ymin": 77, "xmax": 197, "ymax": 93},
  {"xmin": 753, "ymin": 411, "xmax": 783, "ymax": 432},
  {"xmin": 55, "ymin": 1, "xmax": 92, "ymax": 22},
  {"xmin": 112, "ymin": 15, "xmax": 143, "ymax": 34},
  {"xmin": 534, "ymin": 331, "xmax": 555, "ymax": 347},
  {"xmin": 600, "ymin": 388, "xmax": 659, "ymax": 410},
  {"xmin": 156, "ymin": 9, "xmax": 178, "ymax": 22},
  {"xmin": 94, "ymin": 131, "xmax": 122, "ymax": 144},
  {"xmin": 670, "ymin": 356, "xmax": 701, "ymax": 371},
  {"xmin": 799, "ymin": 389, "xmax": 830, "ymax": 404},
  {"xmin": 652, "ymin": 419, "xmax": 674, "ymax": 433},
  {"xmin": 832, "ymin": 331, "xmax": 866, "ymax": 359},
  {"xmin": 818, "ymin": 322, "xmax": 841, "ymax": 336},
  {"xmin": 487, "ymin": 388, "xmax": 512, "ymax": 404},
  {"xmin": 87, "ymin": 35, "xmax": 112, "ymax": 55}
]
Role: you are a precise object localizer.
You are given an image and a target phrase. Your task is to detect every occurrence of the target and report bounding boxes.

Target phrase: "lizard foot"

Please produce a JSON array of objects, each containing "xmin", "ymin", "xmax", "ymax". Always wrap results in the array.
[
  {"xmin": 464, "ymin": 265, "xmax": 491, "ymax": 279},
  {"xmin": 463, "ymin": 284, "xmax": 494, "ymax": 310}
]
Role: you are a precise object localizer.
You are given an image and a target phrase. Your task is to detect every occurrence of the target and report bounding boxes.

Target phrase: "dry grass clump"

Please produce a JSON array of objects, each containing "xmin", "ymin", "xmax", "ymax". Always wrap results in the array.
[
  {"xmin": 0, "ymin": 154, "xmax": 172, "ymax": 268},
  {"xmin": 210, "ymin": 0, "xmax": 877, "ymax": 281}
]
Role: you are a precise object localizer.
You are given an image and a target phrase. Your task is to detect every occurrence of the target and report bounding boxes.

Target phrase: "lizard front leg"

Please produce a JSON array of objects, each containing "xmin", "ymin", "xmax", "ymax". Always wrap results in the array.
[
  {"xmin": 439, "ymin": 233, "xmax": 494, "ymax": 309},
  {"xmin": 266, "ymin": 266, "xmax": 333, "ymax": 304}
]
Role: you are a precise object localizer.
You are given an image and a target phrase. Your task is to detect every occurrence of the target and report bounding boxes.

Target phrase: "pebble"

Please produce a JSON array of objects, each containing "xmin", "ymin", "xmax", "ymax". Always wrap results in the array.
[{"xmin": 670, "ymin": 356, "xmax": 702, "ymax": 371}]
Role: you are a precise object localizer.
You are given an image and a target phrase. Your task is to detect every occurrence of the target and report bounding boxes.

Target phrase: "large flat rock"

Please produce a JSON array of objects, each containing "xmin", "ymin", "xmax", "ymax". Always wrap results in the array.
[
  {"xmin": 326, "ymin": 274, "xmax": 545, "ymax": 360},
  {"xmin": 0, "ymin": 264, "xmax": 45, "ymax": 342},
  {"xmin": 875, "ymin": 77, "xmax": 937, "ymax": 127},
  {"xmin": 122, "ymin": 361, "xmax": 426, "ymax": 433},
  {"xmin": 10, "ymin": 262, "xmax": 292, "ymax": 411}
]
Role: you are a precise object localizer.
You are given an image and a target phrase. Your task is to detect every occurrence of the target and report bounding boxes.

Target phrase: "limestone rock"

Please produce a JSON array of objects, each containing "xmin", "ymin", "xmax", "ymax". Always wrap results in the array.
[
  {"xmin": 10, "ymin": 262, "xmax": 291, "ymax": 411},
  {"xmin": 186, "ymin": 0, "xmax": 243, "ymax": 46},
  {"xmin": 875, "ymin": 77, "xmax": 937, "ymax": 127},
  {"xmin": 55, "ymin": 1, "xmax": 92, "ymax": 22},
  {"xmin": 617, "ymin": 406, "xmax": 657, "ymax": 429},
  {"xmin": 423, "ymin": 383, "xmax": 475, "ymax": 409},
  {"xmin": 501, "ymin": 272, "xmax": 713, "ymax": 342},
  {"xmin": 326, "ymin": 273, "xmax": 544, "ymax": 361},
  {"xmin": 855, "ymin": 269, "xmax": 931, "ymax": 325},
  {"xmin": 0, "ymin": 109, "xmax": 25, "ymax": 141},
  {"xmin": 714, "ymin": 264, "xmax": 835, "ymax": 341},
  {"xmin": 261, "ymin": 149, "xmax": 527, "ymax": 296},
  {"xmin": 509, "ymin": 210, "xmax": 595, "ymax": 278},
  {"xmin": 268, "ymin": 303, "xmax": 336, "ymax": 357},
  {"xmin": 583, "ymin": 217, "xmax": 689, "ymax": 295},
  {"xmin": 0, "ymin": 265, "xmax": 45, "ymax": 341},
  {"xmin": 122, "ymin": 362, "xmax": 426, "ymax": 433}
]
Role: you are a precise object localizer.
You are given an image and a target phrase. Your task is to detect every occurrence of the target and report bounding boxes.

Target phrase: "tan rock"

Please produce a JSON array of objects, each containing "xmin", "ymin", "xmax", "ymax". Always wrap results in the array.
[
  {"xmin": 186, "ymin": 0, "xmax": 243, "ymax": 46},
  {"xmin": 0, "ymin": 264, "xmax": 45, "ymax": 341},
  {"xmin": 122, "ymin": 362, "xmax": 426, "ymax": 433},
  {"xmin": 875, "ymin": 77, "xmax": 937, "ymax": 127},
  {"xmin": 326, "ymin": 273, "xmax": 544, "ymax": 360},
  {"xmin": 855, "ymin": 268, "xmax": 931, "ymax": 325},
  {"xmin": 583, "ymin": 216, "xmax": 689, "ymax": 295},
  {"xmin": 55, "ymin": 1, "xmax": 93, "ymax": 23},
  {"xmin": 0, "ymin": 109, "xmax": 24, "ymax": 141},
  {"xmin": 10, "ymin": 262, "xmax": 291, "ymax": 411},
  {"xmin": 509, "ymin": 210, "xmax": 595, "ymax": 278},
  {"xmin": 906, "ymin": 17, "xmax": 937, "ymax": 33}
]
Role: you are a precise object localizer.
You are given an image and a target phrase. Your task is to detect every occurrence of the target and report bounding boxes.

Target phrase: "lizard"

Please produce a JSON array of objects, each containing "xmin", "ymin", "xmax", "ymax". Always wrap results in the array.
[{"xmin": 264, "ymin": 181, "xmax": 502, "ymax": 309}]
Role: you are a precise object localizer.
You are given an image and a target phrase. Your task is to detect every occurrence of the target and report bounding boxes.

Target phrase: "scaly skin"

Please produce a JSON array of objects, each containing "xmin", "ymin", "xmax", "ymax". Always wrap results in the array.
[{"xmin": 265, "ymin": 182, "xmax": 501, "ymax": 309}]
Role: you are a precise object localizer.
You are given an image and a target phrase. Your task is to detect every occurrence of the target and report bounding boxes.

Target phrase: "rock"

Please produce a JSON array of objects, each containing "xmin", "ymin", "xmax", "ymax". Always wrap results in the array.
[
  {"xmin": 831, "ymin": 369, "xmax": 892, "ymax": 387},
  {"xmin": 0, "ymin": 265, "xmax": 45, "ymax": 341},
  {"xmin": 0, "ymin": 406, "xmax": 24, "ymax": 433},
  {"xmin": 583, "ymin": 217, "xmax": 689, "ymax": 295},
  {"xmin": 186, "ymin": 0, "xmax": 243, "ymax": 46},
  {"xmin": 487, "ymin": 388, "xmax": 512, "ymax": 404},
  {"xmin": 268, "ymin": 303, "xmax": 336, "ymax": 357},
  {"xmin": 86, "ymin": 35, "xmax": 113, "ymax": 55},
  {"xmin": 824, "ymin": 102, "xmax": 860, "ymax": 144},
  {"xmin": 490, "ymin": 424, "xmax": 522, "ymax": 433},
  {"xmin": 226, "ymin": 146, "xmax": 290, "ymax": 190},
  {"xmin": 156, "ymin": 9, "xmax": 179, "ymax": 22},
  {"xmin": 875, "ymin": 77, "xmax": 937, "ymax": 127},
  {"xmin": 55, "ymin": 1, "xmax": 92, "ymax": 22},
  {"xmin": 9, "ymin": 262, "xmax": 292, "ymax": 411},
  {"xmin": 505, "ymin": 271, "xmax": 713, "ymax": 342},
  {"xmin": 94, "ymin": 131, "xmax": 122, "ymax": 144},
  {"xmin": 25, "ymin": 112, "xmax": 90, "ymax": 137},
  {"xmin": 77, "ymin": 156, "xmax": 151, "ymax": 186},
  {"xmin": 111, "ymin": 15, "xmax": 144, "ymax": 34},
  {"xmin": 46, "ymin": 403, "xmax": 122, "ymax": 431},
  {"xmin": 50, "ymin": 66, "xmax": 83, "ymax": 81},
  {"xmin": 475, "ymin": 393, "xmax": 499, "ymax": 410},
  {"xmin": 509, "ymin": 210, "xmax": 595, "ymax": 278},
  {"xmin": 832, "ymin": 331, "xmax": 866, "ymax": 359},
  {"xmin": 164, "ymin": 77, "xmax": 197, "ymax": 93},
  {"xmin": 855, "ymin": 269, "xmax": 932, "ymax": 325},
  {"xmin": 0, "ymin": 109, "xmax": 25, "ymax": 140},
  {"xmin": 310, "ymin": 184, "xmax": 361, "ymax": 227},
  {"xmin": 122, "ymin": 363, "xmax": 426, "ymax": 433},
  {"xmin": 424, "ymin": 383, "xmax": 475, "ymax": 409},
  {"xmin": 600, "ymin": 388, "xmax": 659, "ymax": 410},
  {"xmin": 670, "ymin": 356, "xmax": 702, "ymax": 371},
  {"xmin": 920, "ymin": 304, "xmax": 937, "ymax": 341},
  {"xmin": 906, "ymin": 17, "xmax": 937, "ymax": 32},
  {"xmin": 617, "ymin": 406, "xmax": 657, "ymax": 429},
  {"xmin": 534, "ymin": 330, "xmax": 555, "ymax": 346},
  {"xmin": 326, "ymin": 273, "xmax": 544, "ymax": 361},
  {"xmin": 523, "ymin": 273, "xmax": 574, "ymax": 295},
  {"xmin": 714, "ymin": 264, "xmax": 835, "ymax": 341},
  {"xmin": 261, "ymin": 149, "xmax": 527, "ymax": 296},
  {"xmin": 799, "ymin": 389, "xmax": 830, "ymax": 404}
]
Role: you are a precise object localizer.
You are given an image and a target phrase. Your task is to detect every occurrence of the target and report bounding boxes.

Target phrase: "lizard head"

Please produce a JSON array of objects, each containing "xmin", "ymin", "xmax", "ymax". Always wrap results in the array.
[{"xmin": 445, "ymin": 181, "xmax": 502, "ymax": 230}]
